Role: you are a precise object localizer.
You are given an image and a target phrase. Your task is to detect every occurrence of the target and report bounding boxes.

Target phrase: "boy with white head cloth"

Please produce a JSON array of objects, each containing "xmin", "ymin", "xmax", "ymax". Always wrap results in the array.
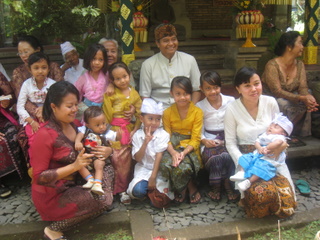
[
  {"xmin": 127, "ymin": 98, "xmax": 173, "ymax": 207},
  {"xmin": 60, "ymin": 41, "xmax": 85, "ymax": 85},
  {"xmin": 230, "ymin": 113, "xmax": 295, "ymax": 194}
]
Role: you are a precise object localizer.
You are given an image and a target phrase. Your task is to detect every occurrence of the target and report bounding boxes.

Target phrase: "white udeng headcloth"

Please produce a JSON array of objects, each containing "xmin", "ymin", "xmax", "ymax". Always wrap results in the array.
[
  {"xmin": 141, "ymin": 98, "xmax": 164, "ymax": 115},
  {"xmin": 272, "ymin": 112, "xmax": 293, "ymax": 136},
  {"xmin": 60, "ymin": 41, "xmax": 76, "ymax": 56}
]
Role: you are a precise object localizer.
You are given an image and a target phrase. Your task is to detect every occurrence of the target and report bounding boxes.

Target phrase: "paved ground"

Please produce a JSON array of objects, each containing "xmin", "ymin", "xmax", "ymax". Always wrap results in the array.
[{"xmin": 1, "ymin": 157, "xmax": 320, "ymax": 234}]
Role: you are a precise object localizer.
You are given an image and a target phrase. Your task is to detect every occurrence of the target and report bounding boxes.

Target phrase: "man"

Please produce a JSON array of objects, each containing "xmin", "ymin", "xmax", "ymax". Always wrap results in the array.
[
  {"xmin": 139, "ymin": 24, "xmax": 201, "ymax": 109},
  {"xmin": 60, "ymin": 41, "xmax": 85, "ymax": 85}
]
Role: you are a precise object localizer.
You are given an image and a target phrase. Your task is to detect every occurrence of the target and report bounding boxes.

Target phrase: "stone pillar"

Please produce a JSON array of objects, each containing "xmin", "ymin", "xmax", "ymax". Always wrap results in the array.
[
  {"xmin": 169, "ymin": 0, "xmax": 191, "ymax": 39},
  {"xmin": 303, "ymin": 0, "xmax": 319, "ymax": 64}
]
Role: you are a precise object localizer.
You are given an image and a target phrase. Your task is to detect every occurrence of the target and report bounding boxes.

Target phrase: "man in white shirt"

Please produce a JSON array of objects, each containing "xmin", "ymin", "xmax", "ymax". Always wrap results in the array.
[
  {"xmin": 60, "ymin": 41, "xmax": 85, "ymax": 85},
  {"xmin": 139, "ymin": 24, "xmax": 201, "ymax": 109}
]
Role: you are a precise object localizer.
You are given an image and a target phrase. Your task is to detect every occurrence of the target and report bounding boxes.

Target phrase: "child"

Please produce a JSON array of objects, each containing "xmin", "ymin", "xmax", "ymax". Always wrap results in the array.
[
  {"xmin": 102, "ymin": 62, "xmax": 142, "ymax": 204},
  {"xmin": 230, "ymin": 113, "xmax": 293, "ymax": 191},
  {"xmin": 75, "ymin": 43, "xmax": 109, "ymax": 108},
  {"xmin": 127, "ymin": 98, "xmax": 173, "ymax": 207},
  {"xmin": 160, "ymin": 76, "xmax": 203, "ymax": 204},
  {"xmin": 75, "ymin": 106, "xmax": 119, "ymax": 195},
  {"xmin": 196, "ymin": 71, "xmax": 238, "ymax": 202},
  {"xmin": 17, "ymin": 52, "xmax": 55, "ymax": 152}
]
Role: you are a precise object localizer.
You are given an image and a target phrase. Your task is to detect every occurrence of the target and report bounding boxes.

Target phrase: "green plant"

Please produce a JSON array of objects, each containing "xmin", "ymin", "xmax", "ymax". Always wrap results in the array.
[
  {"xmin": 233, "ymin": 0, "xmax": 265, "ymax": 12},
  {"xmin": 71, "ymin": 5, "xmax": 102, "ymax": 30},
  {"xmin": 262, "ymin": 18, "xmax": 282, "ymax": 53}
]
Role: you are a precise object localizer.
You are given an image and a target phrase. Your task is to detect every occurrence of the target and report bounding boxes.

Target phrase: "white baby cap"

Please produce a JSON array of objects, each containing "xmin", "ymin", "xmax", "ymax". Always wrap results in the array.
[
  {"xmin": 272, "ymin": 112, "xmax": 293, "ymax": 136},
  {"xmin": 141, "ymin": 98, "xmax": 164, "ymax": 115}
]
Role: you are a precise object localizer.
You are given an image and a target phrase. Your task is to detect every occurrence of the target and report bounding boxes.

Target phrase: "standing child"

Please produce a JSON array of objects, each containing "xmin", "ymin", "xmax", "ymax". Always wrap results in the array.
[
  {"xmin": 196, "ymin": 71, "xmax": 239, "ymax": 202},
  {"xmin": 17, "ymin": 52, "xmax": 55, "ymax": 153},
  {"xmin": 75, "ymin": 106, "xmax": 120, "ymax": 195},
  {"xmin": 127, "ymin": 98, "xmax": 173, "ymax": 207},
  {"xmin": 102, "ymin": 62, "xmax": 142, "ymax": 204},
  {"xmin": 230, "ymin": 113, "xmax": 294, "ymax": 192},
  {"xmin": 160, "ymin": 76, "xmax": 203, "ymax": 204},
  {"xmin": 75, "ymin": 43, "xmax": 109, "ymax": 108}
]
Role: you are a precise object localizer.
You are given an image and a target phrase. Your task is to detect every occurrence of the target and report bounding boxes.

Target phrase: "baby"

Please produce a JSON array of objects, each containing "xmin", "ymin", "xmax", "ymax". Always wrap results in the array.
[
  {"xmin": 75, "ymin": 106, "xmax": 119, "ymax": 195},
  {"xmin": 230, "ymin": 113, "xmax": 293, "ymax": 191}
]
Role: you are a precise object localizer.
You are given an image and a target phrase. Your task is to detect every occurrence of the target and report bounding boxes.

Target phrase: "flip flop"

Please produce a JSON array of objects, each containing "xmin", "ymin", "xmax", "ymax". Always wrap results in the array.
[
  {"xmin": 295, "ymin": 179, "xmax": 311, "ymax": 196},
  {"xmin": 189, "ymin": 191, "xmax": 201, "ymax": 204}
]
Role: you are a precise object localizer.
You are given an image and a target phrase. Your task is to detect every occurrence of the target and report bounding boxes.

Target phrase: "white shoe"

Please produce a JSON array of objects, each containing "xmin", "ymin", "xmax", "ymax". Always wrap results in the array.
[
  {"xmin": 230, "ymin": 171, "xmax": 246, "ymax": 182},
  {"xmin": 91, "ymin": 183, "xmax": 104, "ymax": 195},
  {"xmin": 82, "ymin": 178, "xmax": 94, "ymax": 189},
  {"xmin": 120, "ymin": 192, "xmax": 131, "ymax": 205},
  {"xmin": 237, "ymin": 179, "xmax": 251, "ymax": 191}
]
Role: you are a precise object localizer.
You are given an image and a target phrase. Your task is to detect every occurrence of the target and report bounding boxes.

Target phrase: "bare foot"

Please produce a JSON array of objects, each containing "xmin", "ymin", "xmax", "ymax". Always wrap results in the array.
[
  {"xmin": 44, "ymin": 227, "xmax": 65, "ymax": 240},
  {"xmin": 174, "ymin": 188, "xmax": 187, "ymax": 203}
]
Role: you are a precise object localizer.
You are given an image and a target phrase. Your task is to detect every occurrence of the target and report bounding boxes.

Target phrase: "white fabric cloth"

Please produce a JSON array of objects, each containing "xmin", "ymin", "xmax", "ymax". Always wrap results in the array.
[
  {"xmin": 139, "ymin": 51, "xmax": 201, "ymax": 109},
  {"xmin": 62, "ymin": 58, "xmax": 85, "ymax": 85},
  {"xmin": 255, "ymin": 132, "xmax": 287, "ymax": 165},
  {"xmin": 127, "ymin": 128, "xmax": 174, "ymax": 199},
  {"xmin": 141, "ymin": 98, "xmax": 164, "ymax": 115},
  {"xmin": 224, "ymin": 95, "xmax": 295, "ymax": 197},
  {"xmin": 17, "ymin": 77, "xmax": 55, "ymax": 125},
  {"xmin": 77, "ymin": 125, "xmax": 117, "ymax": 142},
  {"xmin": 60, "ymin": 41, "xmax": 76, "ymax": 56},
  {"xmin": 196, "ymin": 94, "xmax": 235, "ymax": 140},
  {"xmin": 0, "ymin": 63, "xmax": 11, "ymax": 81}
]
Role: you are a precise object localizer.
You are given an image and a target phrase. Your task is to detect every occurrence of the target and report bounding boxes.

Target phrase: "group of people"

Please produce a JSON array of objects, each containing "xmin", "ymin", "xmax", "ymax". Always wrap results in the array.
[{"xmin": 0, "ymin": 23, "xmax": 318, "ymax": 239}]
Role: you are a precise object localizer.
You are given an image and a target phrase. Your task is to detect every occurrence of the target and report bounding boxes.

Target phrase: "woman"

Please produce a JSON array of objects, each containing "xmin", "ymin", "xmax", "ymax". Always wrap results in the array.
[
  {"xmin": 30, "ymin": 81, "xmax": 113, "ymax": 240},
  {"xmin": 225, "ymin": 67, "xmax": 296, "ymax": 218},
  {"xmin": 0, "ymin": 72, "xmax": 24, "ymax": 198},
  {"xmin": 262, "ymin": 31, "xmax": 318, "ymax": 137},
  {"xmin": 11, "ymin": 35, "xmax": 63, "ymax": 161}
]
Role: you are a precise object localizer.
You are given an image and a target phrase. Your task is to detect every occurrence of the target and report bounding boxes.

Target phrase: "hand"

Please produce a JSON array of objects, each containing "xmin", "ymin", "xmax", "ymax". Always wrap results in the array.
[
  {"xmin": 73, "ymin": 148, "xmax": 93, "ymax": 171},
  {"xmin": 144, "ymin": 126, "xmax": 153, "ymax": 144},
  {"xmin": 0, "ymin": 99, "xmax": 10, "ymax": 109},
  {"xmin": 30, "ymin": 121, "xmax": 40, "ymax": 133},
  {"xmin": 123, "ymin": 104, "xmax": 135, "ymax": 120},
  {"xmin": 91, "ymin": 146, "xmax": 113, "ymax": 158},
  {"xmin": 265, "ymin": 141, "xmax": 288, "ymax": 159},
  {"xmin": 303, "ymin": 95, "xmax": 319, "ymax": 112},
  {"xmin": 105, "ymin": 83, "xmax": 115, "ymax": 96},
  {"xmin": 148, "ymin": 176, "xmax": 156, "ymax": 190},
  {"xmin": 202, "ymin": 139, "xmax": 223, "ymax": 148},
  {"xmin": 171, "ymin": 150, "xmax": 183, "ymax": 167},
  {"xmin": 75, "ymin": 142, "xmax": 84, "ymax": 151},
  {"xmin": 0, "ymin": 132, "xmax": 5, "ymax": 141},
  {"xmin": 61, "ymin": 62, "xmax": 71, "ymax": 72}
]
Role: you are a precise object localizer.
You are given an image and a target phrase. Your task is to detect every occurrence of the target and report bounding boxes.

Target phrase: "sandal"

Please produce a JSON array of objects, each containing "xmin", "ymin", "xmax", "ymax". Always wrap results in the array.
[
  {"xmin": 174, "ymin": 189, "xmax": 187, "ymax": 203},
  {"xmin": 44, "ymin": 227, "xmax": 68, "ymax": 240},
  {"xmin": 207, "ymin": 185, "xmax": 221, "ymax": 202},
  {"xmin": 120, "ymin": 192, "xmax": 131, "ymax": 205},
  {"xmin": 189, "ymin": 190, "xmax": 201, "ymax": 204},
  {"xmin": 224, "ymin": 179, "xmax": 240, "ymax": 203}
]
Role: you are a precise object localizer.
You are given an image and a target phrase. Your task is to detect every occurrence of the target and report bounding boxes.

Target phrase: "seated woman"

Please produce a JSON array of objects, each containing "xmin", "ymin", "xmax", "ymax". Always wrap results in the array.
[
  {"xmin": 196, "ymin": 71, "xmax": 238, "ymax": 202},
  {"xmin": 262, "ymin": 31, "xmax": 318, "ymax": 137},
  {"xmin": 30, "ymin": 81, "xmax": 113, "ymax": 240},
  {"xmin": 225, "ymin": 67, "xmax": 296, "ymax": 218},
  {"xmin": 0, "ymin": 72, "xmax": 24, "ymax": 198},
  {"xmin": 160, "ymin": 76, "xmax": 203, "ymax": 204}
]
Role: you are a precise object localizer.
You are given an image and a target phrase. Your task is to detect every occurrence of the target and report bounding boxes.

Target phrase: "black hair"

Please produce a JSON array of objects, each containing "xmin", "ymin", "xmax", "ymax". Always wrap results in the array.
[
  {"xmin": 18, "ymin": 35, "xmax": 44, "ymax": 52},
  {"xmin": 170, "ymin": 76, "xmax": 193, "ymax": 95},
  {"xmin": 27, "ymin": 52, "xmax": 50, "ymax": 68},
  {"xmin": 43, "ymin": 81, "xmax": 79, "ymax": 123},
  {"xmin": 83, "ymin": 106, "xmax": 104, "ymax": 124},
  {"xmin": 200, "ymin": 71, "xmax": 222, "ymax": 87},
  {"xmin": 83, "ymin": 43, "xmax": 108, "ymax": 74},
  {"xmin": 274, "ymin": 31, "xmax": 301, "ymax": 56},
  {"xmin": 108, "ymin": 62, "xmax": 131, "ymax": 81},
  {"xmin": 234, "ymin": 67, "xmax": 258, "ymax": 87}
]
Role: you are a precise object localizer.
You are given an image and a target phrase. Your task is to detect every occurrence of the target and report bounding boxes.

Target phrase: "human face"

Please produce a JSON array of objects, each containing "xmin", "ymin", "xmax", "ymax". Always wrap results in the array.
[
  {"xmin": 90, "ymin": 50, "xmax": 104, "ymax": 73},
  {"xmin": 291, "ymin": 36, "xmax": 304, "ymax": 57},
  {"xmin": 18, "ymin": 41, "xmax": 40, "ymax": 64},
  {"xmin": 236, "ymin": 74, "xmax": 262, "ymax": 102},
  {"xmin": 112, "ymin": 67, "xmax": 130, "ymax": 91},
  {"xmin": 29, "ymin": 59, "xmax": 49, "ymax": 83},
  {"xmin": 170, "ymin": 86, "xmax": 191, "ymax": 108},
  {"xmin": 140, "ymin": 114, "xmax": 161, "ymax": 134},
  {"xmin": 102, "ymin": 41, "xmax": 118, "ymax": 66},
  {"xmin": 86, "ymin": 114, "xmax": 107, "ymax": 135},
  {"xmin": 156, "ymin": 35, "xmax": 178, "ymax": 60},
  {"xmin": 267, "ymin": 123, "xmax": 286, "ymax": 136},
  {"xmin": 65, "ymin": 50, "xmax": 79, "ymax": 67},
  {"xmin": 51, "ymin": 93, "xmax": 78, "ymax": 125},
  {"xmin": 200, "ymin": 81, "xmax": 221, "ymax": 103}
]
